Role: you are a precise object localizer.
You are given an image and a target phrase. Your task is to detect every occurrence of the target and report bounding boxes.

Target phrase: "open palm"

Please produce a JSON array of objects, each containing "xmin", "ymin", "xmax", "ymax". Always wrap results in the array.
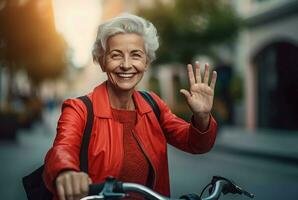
[{"xmin": 180, "ymin": 62, "xmax": 217, "ymax": 115}]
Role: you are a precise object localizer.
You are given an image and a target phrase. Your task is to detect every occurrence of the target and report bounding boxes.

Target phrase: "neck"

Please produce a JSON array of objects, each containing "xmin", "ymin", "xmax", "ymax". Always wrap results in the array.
[{"xmin": 107, "ymin": 82, "xmax": 135, "ymax": 110}]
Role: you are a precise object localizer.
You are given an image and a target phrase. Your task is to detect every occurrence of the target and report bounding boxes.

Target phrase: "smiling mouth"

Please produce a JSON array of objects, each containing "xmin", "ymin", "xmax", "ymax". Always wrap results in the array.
[{"xmin": 116, "ymin": 73, "xmax": 136, "ymax": 78}]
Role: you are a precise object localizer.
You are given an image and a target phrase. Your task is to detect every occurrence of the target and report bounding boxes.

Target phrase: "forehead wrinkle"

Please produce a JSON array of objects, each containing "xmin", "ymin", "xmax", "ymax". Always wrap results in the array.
[{"xmin": 106, "ymin": 33, "xmax": 145, "ymax": 53}]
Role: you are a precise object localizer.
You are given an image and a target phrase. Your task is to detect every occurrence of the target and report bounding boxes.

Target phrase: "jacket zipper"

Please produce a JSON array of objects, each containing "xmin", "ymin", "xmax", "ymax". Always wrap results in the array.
[{"xmin": 131, "ymin": 130, "xmax": 156, "ymax": 189}]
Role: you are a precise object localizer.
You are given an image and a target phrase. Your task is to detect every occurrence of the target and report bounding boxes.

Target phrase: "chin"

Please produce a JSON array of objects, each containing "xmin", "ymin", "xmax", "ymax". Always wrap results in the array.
[
  {"xmin": 108, "ymin": 75, "xmax": 143, "ymax": 92},
  {"xmin": 117, "ymin": 83, "xmax": 138, "ymax": 91},
  {"xmin": 109, "ymin": 81, "xmax": 138, "ymax": 92}
]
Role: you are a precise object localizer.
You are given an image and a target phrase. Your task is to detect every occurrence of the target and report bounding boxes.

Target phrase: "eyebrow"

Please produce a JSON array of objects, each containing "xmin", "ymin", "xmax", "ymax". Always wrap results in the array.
[{"xmin": 107, "ymin": 49, "xmax": 122, "ymax": 54}]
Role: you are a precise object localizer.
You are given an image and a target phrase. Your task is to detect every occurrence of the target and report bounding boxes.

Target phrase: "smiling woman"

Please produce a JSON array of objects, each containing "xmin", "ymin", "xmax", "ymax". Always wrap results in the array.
[
  {"xmin": 43, "ymin": 13, "xmax": 218, "ymax": 200},
  {"xmin": 52, "ymin": 0, "xmax": 101, "ymax": 67}
]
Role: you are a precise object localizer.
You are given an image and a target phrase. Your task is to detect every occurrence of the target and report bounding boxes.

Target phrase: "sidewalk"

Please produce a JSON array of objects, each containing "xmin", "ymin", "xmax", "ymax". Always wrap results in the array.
[{"xmin": 215, "ymin": 126, "xmax": 298, "ymax": 165}]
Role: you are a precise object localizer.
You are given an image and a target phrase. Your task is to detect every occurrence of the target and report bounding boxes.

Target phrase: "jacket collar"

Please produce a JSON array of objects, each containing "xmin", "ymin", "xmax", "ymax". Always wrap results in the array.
[{"xmin": 92, "ymin": 81, "xmax": 152, "ymax": 118}]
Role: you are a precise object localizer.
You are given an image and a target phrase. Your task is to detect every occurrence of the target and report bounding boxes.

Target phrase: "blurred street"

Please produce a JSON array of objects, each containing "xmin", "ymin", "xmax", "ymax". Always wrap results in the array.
[
  {"xmin": 0, "ymin": 108, "xmax": 298, "ymax": 200},
  {"xmin": 0, "ymin": 107, "xmax": 59, "ymax": 200}
]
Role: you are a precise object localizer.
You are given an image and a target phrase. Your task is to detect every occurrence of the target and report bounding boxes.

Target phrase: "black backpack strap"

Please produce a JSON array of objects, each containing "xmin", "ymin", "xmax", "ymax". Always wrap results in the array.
[
  {"xmin": 139, "ymin": 91, "xmax": 160, "ymax": 122},
  {"xmin": 77, "ymin": 95, "xmax": 94, "ymax": 173}
]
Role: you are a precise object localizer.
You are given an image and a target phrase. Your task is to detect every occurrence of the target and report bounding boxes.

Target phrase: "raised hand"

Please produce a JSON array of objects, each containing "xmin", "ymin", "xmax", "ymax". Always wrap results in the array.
[{"xmin": 180, "ymin": 62, "xmax": 217, "ymax": 130}]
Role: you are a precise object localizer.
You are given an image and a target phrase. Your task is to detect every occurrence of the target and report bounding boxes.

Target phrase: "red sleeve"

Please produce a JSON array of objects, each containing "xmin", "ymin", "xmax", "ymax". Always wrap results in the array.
[
  {"xmin": 149, "ymin": 92, "xmax": 217, "ymax": 154},
  {"xmin": 43, "ymin": 98, "xmax": 87, "ymax": 192}
]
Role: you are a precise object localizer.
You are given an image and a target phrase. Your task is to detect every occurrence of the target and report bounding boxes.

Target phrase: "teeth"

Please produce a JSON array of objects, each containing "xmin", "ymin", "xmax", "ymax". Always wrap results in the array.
[{"xmin": 117, "ymin": 73, "xmax": 134, "ymax": 78}]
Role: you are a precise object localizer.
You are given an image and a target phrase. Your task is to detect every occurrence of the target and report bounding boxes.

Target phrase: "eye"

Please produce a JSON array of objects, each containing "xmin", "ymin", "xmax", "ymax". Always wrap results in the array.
[
  {"xmin": 131, "ymin": 53, "xmax": 142, "ymax": 58},
  {"xmin": 111, "ymin": 53, "xmax": 122, "ymax": 59}
]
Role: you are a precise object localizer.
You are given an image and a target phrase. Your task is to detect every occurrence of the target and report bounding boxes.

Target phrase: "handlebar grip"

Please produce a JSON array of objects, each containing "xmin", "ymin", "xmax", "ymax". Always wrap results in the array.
[{"xmin": 88, "ymin": 183, "xmax": 105, "ymax": 195}]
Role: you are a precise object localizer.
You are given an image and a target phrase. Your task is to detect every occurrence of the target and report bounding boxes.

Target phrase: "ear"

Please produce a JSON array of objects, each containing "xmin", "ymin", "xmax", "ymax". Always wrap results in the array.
[{"xmin": 144, "ymin": 61, "xmax": 150, "ymax": 71}]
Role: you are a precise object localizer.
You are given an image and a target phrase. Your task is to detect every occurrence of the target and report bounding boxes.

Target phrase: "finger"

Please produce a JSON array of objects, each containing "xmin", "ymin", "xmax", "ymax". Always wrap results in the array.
[
  {"xmin": 187, "ymin": 64, "xmax": 195, "ymax": 86},
  {"xmin": 203, "ymin": 63, "xmax": 210, "ymax": 84},
  {"xmin": 71, "ymin": 174, "xmax": 81, "ymax": 200},
  {"xmin": 80, "ymin": 176, "xmax": 89, "ymax": 197},
  {"xmin": 65, "ymin": 175, "xmax": 74, "ymax": 200},
  {"xmin": 57, "ymin": 182, "xmax": 66, "ymax": 200},
  {"xmin": 180, "ymin": 89, "xmax": 191, "ymax": 100},
  {"xmin": 210, "ymin": 71, "xmax": 217, "ymax": 89},
  {"xmin": 195, "ymin": 61, "xmax": 201, "ymax": 83}
]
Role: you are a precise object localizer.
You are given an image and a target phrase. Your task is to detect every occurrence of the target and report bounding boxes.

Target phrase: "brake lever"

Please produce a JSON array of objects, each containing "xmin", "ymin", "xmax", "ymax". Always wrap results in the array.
[
  {"xmin": 211, "ymin": 176, "xmax": 254, "ymax": 198},
  {"xmin": 234, "ymin": 185, "xmax": 254, "ymax": 198},
  {"xmin": 99, "ymin": 176, "xmax": 127, "ymax": 199}
]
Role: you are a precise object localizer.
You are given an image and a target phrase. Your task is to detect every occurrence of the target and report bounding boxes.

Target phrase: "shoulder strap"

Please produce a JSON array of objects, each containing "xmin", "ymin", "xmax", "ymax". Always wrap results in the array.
[
  {"xmin": 77, "ymin": 95, "xmax": 94, "ymax": 173},
  {"xmin": 139, "ymin": 91, "xmax": 160, "ymax": 122}
]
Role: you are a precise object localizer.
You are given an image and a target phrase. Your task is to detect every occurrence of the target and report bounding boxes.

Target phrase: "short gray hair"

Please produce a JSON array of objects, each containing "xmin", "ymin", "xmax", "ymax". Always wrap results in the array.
[{"xmin": 92, "ymin": 13, "xmax": 159, "ymax": 65}]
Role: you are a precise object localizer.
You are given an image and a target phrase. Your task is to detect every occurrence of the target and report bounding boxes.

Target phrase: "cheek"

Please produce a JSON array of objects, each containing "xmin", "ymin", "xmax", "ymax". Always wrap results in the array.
[
  {"xmin": 104, "ymin": 61, "xmax": 119, "ymax": 72},
  {"xmin": 107, "ymin": 73, "xmax": 119, "ymax": 87},
  {"xmin": 133, "ymin": 60, "xmax": 147, "ymax": 72}
]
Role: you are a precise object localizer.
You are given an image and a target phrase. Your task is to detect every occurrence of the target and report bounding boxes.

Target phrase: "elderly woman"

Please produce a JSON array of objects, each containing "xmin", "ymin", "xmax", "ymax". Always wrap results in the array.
[{"xmin": 44, "ymin": 14, "xmax": 217, "ymax": 200}]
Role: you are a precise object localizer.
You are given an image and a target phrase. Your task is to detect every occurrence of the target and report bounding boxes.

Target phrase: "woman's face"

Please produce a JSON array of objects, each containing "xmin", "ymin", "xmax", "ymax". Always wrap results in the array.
[{"xmin": 101, "ymin": 33, "xmax": 148, "ymax": 92}]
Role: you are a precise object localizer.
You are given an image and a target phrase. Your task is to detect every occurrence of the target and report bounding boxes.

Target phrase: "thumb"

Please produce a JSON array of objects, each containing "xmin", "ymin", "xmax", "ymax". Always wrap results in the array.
[
  {"xmin": 88, "ymin": 177, "xmax": 92, "ymax": 184},
  {"xmin": 180, "ymin": 89, "xmax": 191, "ymax": 100}
]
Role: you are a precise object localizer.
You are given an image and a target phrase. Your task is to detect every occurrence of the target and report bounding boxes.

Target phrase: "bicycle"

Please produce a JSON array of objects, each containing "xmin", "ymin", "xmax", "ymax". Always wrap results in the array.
[{"xmin": 80, "ymin": 176, "xmax": 254, "ymax": 200}]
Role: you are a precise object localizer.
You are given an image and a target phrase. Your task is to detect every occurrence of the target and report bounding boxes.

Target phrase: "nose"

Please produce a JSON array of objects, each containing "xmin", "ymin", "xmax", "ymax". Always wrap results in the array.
[{"xmin": 120, "ymin": 57, "xmax": 132, "ymax": 70}]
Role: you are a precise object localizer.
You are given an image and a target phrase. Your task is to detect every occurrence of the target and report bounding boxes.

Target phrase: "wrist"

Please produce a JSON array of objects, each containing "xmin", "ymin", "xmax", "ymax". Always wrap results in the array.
[
  {"xmin": 194, "ymin": 112, "xmax": 209, "ymax": 120},
  {"xmin": 193, "ymin": 112, "xmax": 210, "ymax": 131}
]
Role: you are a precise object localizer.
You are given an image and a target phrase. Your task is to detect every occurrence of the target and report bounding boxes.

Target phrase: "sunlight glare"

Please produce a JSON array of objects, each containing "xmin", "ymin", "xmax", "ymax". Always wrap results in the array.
[{"xmin": 53, "ymin": 0, "xmax": 101, "ymax": 68}]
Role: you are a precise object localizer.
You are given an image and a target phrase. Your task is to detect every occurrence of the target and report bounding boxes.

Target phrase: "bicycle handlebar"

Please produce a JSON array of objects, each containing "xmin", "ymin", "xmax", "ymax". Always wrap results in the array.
[{"xmin": 82, "ymin": 176, "xmax": 254, "ymax": 200}]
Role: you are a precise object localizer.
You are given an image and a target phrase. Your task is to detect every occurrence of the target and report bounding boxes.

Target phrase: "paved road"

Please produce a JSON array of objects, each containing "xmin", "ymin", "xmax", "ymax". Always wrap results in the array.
[
  {"xmin": 1, "ymin": 108, "xmax": 298, "ymax": 200},
  {"xmin": 0, "ymin": 108, "xmax": 58, "ymax": 200}
]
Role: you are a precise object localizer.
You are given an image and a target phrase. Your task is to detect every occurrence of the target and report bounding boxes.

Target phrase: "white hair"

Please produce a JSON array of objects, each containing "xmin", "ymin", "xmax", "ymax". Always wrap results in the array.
[{"xmin": 92, "ymin": 13, "xmax": 159, "ymax": 65}]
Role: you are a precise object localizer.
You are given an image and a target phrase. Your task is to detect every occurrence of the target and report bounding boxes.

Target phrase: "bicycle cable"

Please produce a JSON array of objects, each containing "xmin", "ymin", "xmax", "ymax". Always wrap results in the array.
[{"xmin": 199, "ymin": 182, "xmax": 212, "ymax": 198}]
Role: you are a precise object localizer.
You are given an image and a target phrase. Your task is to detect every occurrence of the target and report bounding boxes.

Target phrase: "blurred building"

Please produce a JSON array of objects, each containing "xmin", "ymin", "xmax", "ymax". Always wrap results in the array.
[{"xmin": 233, "ymin": 0, "xmax": 298, "ymax": 130}]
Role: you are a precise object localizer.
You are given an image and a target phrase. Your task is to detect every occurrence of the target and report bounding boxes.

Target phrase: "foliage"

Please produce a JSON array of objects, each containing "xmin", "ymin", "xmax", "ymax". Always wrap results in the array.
[
  {"xmin": 0, "ymin": 0, "xmax": 68, "ymax": 85},
  {"xmin": 137, "ymin": 0, "xmax": 241, "ymax": 64}
]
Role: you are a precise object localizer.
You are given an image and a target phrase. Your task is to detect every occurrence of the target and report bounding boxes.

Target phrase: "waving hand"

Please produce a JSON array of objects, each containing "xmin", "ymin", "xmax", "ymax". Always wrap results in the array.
[{"xmin": 180, "ymin": 62, "xmax": 217, "ymax": 130}]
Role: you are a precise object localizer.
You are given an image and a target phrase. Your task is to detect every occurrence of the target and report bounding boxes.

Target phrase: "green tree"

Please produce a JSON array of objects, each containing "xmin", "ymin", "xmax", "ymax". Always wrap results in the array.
[
  {"xmin": 137, "ymin": 0, "xmax": 241, "ymax": 64},
  {"xmin": 0, "ymin": 0, "xmax": 68, "ymax": 103}
]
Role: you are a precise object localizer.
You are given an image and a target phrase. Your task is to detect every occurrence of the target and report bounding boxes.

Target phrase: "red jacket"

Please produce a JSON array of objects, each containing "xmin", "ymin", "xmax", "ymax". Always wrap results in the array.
[{"xmin": 43, "ymin": 82, "xmax": 217, "ymax": 199}]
